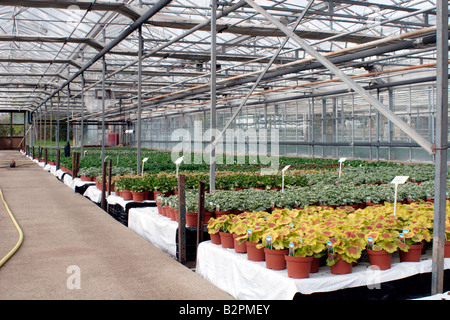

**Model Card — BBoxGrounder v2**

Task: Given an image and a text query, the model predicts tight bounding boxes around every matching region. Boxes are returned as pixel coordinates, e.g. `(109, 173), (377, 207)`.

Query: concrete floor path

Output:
(0, 150), (233, 300)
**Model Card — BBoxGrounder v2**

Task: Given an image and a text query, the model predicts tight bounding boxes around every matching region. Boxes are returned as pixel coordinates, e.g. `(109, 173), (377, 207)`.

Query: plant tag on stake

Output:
(391, 176), (409, 215)
(281, 165), (290, 192)
(399, 233), (405, 243)
(327, 241), (334, 254)
(175, 156), (183, 177)
(141, 157), (148, 176)
(289, 242), (295, 257)
(367, 237), (374, 250)
(247, 229), (252, 240)
(266, 236), (273, 249)
(338, 158), (346, 178)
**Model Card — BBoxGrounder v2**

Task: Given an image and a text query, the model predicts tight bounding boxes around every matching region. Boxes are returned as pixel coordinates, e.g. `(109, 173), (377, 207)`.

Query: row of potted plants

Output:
(94, 170), (311, 199)
(206, 201), (450, 278)
(157, 180), (445, 217)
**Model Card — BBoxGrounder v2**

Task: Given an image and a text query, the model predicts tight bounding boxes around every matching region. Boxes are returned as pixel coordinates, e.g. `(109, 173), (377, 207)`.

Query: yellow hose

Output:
(0, 188), (24, 267)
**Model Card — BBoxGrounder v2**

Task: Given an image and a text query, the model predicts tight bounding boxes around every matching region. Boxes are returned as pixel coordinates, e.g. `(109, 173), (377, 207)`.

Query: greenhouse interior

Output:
(0, 0), (449, 304)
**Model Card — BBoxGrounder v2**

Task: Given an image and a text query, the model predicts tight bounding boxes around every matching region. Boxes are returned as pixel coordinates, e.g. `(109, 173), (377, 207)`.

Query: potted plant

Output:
(363, 207), (409, 270)
(229, 214), (253, 253)
(207, 216), (222, 245)
(207, 214), (236, 248)
(131, 176), (148, 202)
(396, 204), (433, 262)
(234, 211), (268, 261)
(285, 227), (326, 279)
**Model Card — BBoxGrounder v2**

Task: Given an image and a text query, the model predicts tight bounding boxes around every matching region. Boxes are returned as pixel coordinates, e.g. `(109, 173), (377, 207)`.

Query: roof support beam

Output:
(30, 0), (173, 119)
(243, 0), (434, 155)
(0, 1), (145, 21)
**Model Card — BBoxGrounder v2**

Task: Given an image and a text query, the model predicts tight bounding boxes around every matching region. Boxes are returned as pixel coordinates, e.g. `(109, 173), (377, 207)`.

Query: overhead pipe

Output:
(28, 0), (173, 124)
(138, 61), (442, 117)
(132, 29), (445, 112)
(91, 30), (443, 122)
(142, 74), (450, 120)
(104, 30), (446, 120)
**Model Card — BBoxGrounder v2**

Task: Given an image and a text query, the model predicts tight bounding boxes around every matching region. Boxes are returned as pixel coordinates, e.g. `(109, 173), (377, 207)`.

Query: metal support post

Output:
(196, 180), (206, 251)
(101, 56), (106, 163)
(80, 74), (85, 157)
(137, 26), (143, 174)
(57, 92), (60, 150)
(67, 84), (70, 142)
(178, 174), (187, 264)
(431, 0), (448, 295)
(210, 0), (217, 192)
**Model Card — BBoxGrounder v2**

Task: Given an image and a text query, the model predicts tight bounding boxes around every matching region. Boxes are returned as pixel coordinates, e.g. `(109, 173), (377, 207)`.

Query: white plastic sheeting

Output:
(128, 206), (177, 258)
(196, 241), (450, 300)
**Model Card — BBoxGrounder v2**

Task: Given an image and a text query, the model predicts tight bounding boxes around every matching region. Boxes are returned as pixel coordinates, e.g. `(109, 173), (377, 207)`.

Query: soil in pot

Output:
(264, 248), (289, 270)
(233, 233), (247, 253)
(219, 232), (234, 249)
(246, 241), (265, 261)
(399, 243), (424, 262)
(285, 255), (313, 279)
(367, 249), (392, 270)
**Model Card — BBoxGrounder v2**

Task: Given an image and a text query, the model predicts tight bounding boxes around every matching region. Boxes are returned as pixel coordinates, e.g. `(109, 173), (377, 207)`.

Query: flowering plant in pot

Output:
(363, 209), (409, 270)
(233, 211), (269, 261)
(207, 214), (236, 248)
(284, 226), (327, 278)
(395, 204), (433, 261)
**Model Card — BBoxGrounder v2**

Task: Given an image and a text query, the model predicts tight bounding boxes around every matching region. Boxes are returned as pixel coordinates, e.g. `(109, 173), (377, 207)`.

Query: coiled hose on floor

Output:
(0, 188), (24, 267)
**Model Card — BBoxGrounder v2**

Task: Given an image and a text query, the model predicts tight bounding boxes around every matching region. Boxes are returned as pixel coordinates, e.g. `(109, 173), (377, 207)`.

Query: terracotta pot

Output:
(399, 243), (424, 262)
(209, 233), (221, 245)
(219, 232), (234, 249)
(115, 190), (121, 197)
(185, 211), (214, 227)
(246, 241), (265, 261)
(233, 233), (247, 253)
(162, 205), (169, 217)
(285, 255), (314, 279)
(446, 241), (450, 258)
(367, 249), (392, 270)
(131, 191), (145, 202)
(214, 210), (232, 218)
(143, 191), (152, 200)
(169, 207), (177, 221)
(329, 254), (353, 275)
(121, 190), (132, 201)
(186, 212), (197, 227)
(264, 248), (289, 270)
(310, 257), (321, 273)
(80, 175), (94, 182)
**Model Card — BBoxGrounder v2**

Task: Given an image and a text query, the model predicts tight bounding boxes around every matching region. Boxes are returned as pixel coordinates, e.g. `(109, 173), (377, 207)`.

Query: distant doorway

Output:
(0, 111), (26, 150)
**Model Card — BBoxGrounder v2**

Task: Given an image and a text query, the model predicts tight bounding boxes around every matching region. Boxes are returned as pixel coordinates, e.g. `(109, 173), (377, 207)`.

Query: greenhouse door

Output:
(0, 112), (26, 150)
